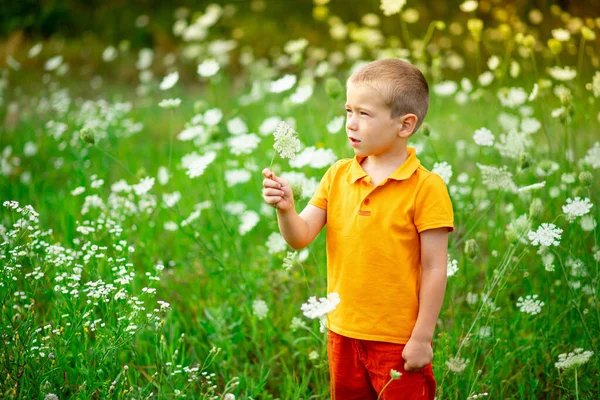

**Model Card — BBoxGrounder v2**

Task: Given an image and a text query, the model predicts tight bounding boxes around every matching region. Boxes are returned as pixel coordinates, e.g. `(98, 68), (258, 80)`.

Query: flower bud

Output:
(529, 198), (544, 219)
(390, 369), (402, 380)
(504, 227), (518, 243)
(79, 127), (96, 145)
(464, 239), (479, 259)
(519, 152), (532, 170)
(420, 122), (431, 136)
(578, 171), (593, 186)
(325, 77), (344, 100)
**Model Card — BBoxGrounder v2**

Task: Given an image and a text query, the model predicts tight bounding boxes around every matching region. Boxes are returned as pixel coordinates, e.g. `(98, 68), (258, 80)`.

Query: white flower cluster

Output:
(446, 357), (469, 374)
(528, 223), (563, 248)
(301, 292), (341, 320)
(252, 299), (269, 320)
(554, 348), (594, 370)
(516, 294), (544, 315)
(273, 121), (301, 160)
(562, 197), (593, 222)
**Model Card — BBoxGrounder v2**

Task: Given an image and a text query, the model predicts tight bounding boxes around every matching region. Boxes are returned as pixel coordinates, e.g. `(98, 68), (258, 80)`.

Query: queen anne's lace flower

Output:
(273, 121), (301, 160)
(473, 127), (494, 147)
(555, 348), (594, 370)
(562, 197), (593, 222)
(516, 294), (544, 315)
(301, 292), (341, 319)
(380, 0), (407, 16)
(446, 357), (469, 374)
(528, 223), (563, 247)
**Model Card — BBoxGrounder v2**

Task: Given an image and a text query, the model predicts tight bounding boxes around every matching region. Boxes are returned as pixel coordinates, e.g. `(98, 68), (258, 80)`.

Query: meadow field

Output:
(1, 1), (599, 398)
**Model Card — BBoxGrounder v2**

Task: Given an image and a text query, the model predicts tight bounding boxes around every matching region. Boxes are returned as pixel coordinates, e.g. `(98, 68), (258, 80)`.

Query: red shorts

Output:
(328, 330), (436, 400)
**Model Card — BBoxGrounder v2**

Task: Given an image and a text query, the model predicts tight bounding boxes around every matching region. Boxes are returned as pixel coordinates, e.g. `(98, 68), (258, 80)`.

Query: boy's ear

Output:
(397, 113), (418, 138)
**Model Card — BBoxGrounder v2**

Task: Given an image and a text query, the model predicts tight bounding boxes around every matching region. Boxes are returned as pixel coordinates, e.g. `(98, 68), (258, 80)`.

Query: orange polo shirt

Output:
(308, 146), (454, 344)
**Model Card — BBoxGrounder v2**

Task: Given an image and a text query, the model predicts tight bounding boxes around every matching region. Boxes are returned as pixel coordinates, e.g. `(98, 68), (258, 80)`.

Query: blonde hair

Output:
(348, 59), (429, 133)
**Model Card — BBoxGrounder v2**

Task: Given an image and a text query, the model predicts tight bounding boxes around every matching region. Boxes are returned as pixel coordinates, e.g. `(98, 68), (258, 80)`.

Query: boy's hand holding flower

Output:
(262, 168), (294, 213)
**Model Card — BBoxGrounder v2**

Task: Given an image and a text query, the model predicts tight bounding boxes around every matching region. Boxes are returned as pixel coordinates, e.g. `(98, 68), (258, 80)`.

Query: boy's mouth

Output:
(349, 137), (361, 143)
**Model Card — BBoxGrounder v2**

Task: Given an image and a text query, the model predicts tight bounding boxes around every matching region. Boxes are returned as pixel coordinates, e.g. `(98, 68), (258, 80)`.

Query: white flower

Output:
(225, 169), (252, 187)
(432, 81), (458, 97)
(460, 1), (478, 12)
(133, 177), (155, 195)
(157, 166), (170, 185)
(227, 117), (248, 135)
(446, 357), (469, 374)
(478, 71), (494, 86)
(159, 98), (181, 109)
(517, 181), (546, 192)
(516, 294), (544, 315)
(447, 257), (458, 277)
(204, 108), (223, 126)
(476, 163), (517, 192)
(580, 215), (596, 232)
(549, 66), (577, 81)
(380, 0), (406, 16)
(289, 146), (337, 169)
(283, 251), (298, 271)
(102, 46), (117, 62)
(71, 186), (85, 196)
(284, 38), (309, 54)
(520, 117), (541, 134)
(197, 59), (220, 77)
(487, 55), (500, 70)
(290, 85), (313, 104)
(528, 83), (539, 101)
(159, 71), (179, 90)
(473, 127), (494, 147)
(228, 133), (261, 156)
(432, 161), (453, 184)
(562, 197), (593, 222)
(583, 142), (600, 169)
(181, 151), (217, 178)
(273, 121), (301, 160)
(495, 129), (533, 159)
(528, 223), (563, 247)
(259, 117), (281, 136)
(266, 232), (288, 254)
(497, 87), (527, 108)
(177, 125), (206, 141)
(44, 55), (63, 71)
(252, 299), (269, 320)
(327, 116), (345, 134)
(270, 74), (297, 93)
(28, 42), (43, 58)
(555, 348), (594, 370)
(551, 28), (571, 42)
(239, 210), (260, 236)
(23, 142), (38, 157)
(280, 171), (319, 199)
(301, 292), (341, 319)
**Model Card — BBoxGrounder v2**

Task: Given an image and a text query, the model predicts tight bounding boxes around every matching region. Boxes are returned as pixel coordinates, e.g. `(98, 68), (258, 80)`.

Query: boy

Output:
(262, 59), (454, 400)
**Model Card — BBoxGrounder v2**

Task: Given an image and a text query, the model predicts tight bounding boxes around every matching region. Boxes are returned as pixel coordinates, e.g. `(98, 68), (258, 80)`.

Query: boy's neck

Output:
(362, 142), (410, 175)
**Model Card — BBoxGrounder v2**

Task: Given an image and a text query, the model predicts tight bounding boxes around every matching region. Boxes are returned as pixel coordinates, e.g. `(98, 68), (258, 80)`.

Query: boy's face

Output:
(345, 82), (411, 158)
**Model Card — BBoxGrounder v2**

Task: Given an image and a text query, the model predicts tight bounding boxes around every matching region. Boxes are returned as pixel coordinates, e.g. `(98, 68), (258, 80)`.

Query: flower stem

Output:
(575, 367), (579, 400)
(377, 378), (394, 400)
(268, 151), (277, 171)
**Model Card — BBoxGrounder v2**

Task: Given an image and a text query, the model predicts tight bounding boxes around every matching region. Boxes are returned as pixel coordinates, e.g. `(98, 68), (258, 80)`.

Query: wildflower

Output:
(432, 81), (458, 97)
(476, 163), (517, 192)
(473, 127), (494, 147)
(238, 210), (259, 236)
(447, 257), (458, 277)
(252, 299), (269, 320)
(289, 146), (337, 169)
(227, 133), (261, 156)
(467, 18), (484, 39)
(517, 181), (546, 192)
(133, 177), (154, 195)
(497, 87), (527, 108)
(580, 215), (597, 232)
(528, 223), (562, 247)
(227, 117), (248, 135)
(464, 239), (479, 259)
(562, 197), (593, 222)
(225, 169), (252, 187)
(528, 83), (539, 101)
(555, 348), (594, 370)
(159, 98), (181, 109)
(380, 0), (406, 16)
(581, 26), (596, 41)
(478, 71), (494, 86)
(197, 59), (220, 77)
(579, 171), (593, 186)
(390, 369), (402, 379)
(266, 232), (288, 254)
(583, 142), (600, 169)
(79, 127), (96, 145)
(44, 55), (63, 71)
(290, 317), (307, 331)
(159, 71), (179, 90)
(283, 251), (298, 271)
(460, 0), (478, 12)
(549, 66), (577, 81)
(432, 161), (453, 184)
(181, 151), (217, 178)
(270, 74), (297, 93)
(273, 121), (301, 160)
(327, 116), (345, 133)
(446, 357), (469, 374)
(516, 294), (544, 315)
(224, 394), (236, 400)
(44, 394), (59, 400)
(551, 28), (570, 41)
(290, 85), (313, 104)
(204, 108), (223, 126)
(487, 55), (500, 70)
(71, 187), (85, 196)
(301, 292), (341, 319)
(284, 38), (309, 54)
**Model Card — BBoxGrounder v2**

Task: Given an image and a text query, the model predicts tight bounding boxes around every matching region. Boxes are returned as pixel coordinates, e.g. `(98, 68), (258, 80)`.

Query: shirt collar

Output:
(347, 147), (421, 184)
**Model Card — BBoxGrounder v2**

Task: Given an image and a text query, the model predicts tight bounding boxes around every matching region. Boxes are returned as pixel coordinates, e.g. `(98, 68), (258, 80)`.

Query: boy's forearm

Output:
(410, 265), (447, 342)
(276, 208), (310, 249)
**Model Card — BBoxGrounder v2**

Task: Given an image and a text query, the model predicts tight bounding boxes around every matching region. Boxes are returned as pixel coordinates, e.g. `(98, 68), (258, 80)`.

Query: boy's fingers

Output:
(263, 188), (284, 196)
(262, 178), (281, 189)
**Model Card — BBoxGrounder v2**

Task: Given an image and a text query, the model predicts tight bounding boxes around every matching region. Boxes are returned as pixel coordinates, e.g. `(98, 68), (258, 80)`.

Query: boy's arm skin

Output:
(262, 168), (326, 249)
(402, 227), (449, 371)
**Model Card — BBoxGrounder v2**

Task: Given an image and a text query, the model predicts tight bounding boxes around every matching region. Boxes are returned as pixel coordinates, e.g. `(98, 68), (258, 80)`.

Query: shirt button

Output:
(364, 198), (370, 205)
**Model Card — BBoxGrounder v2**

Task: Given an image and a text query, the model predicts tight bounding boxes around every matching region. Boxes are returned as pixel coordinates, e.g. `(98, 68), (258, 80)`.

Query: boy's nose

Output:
(346, 116), (358, 131)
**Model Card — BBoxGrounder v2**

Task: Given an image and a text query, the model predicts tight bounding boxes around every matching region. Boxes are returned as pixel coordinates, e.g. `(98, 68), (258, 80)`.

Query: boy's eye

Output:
(360, 111), (368, 116)
(346, 109), (352, 113)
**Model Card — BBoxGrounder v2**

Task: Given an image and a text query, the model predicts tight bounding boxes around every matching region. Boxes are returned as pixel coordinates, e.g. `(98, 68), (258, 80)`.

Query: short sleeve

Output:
(308, 162), (339, 210)
(414, 173), (455, 233)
